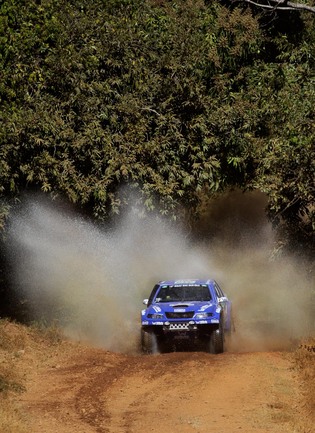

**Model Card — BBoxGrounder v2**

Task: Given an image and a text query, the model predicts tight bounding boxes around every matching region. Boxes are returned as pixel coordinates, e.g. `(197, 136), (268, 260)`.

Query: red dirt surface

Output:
(16, 344), (312, 433)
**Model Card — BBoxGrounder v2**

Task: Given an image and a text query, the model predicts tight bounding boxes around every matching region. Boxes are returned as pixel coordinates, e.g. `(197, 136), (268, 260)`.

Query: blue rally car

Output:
(141, 279), (232, 354)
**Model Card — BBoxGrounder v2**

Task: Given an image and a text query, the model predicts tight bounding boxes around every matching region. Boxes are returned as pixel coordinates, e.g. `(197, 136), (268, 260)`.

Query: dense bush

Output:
(0, 0), (314, 250)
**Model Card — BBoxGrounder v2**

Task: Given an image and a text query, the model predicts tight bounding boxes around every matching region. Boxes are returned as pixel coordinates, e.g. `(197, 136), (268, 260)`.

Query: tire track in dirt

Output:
(75, 351), (305, 433)
(20, 348), (309, 433)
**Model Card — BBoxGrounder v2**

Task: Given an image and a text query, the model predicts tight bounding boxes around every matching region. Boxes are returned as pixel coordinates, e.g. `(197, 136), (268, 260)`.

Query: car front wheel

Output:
(208, 325), (224, 354)
(141, 329), (160, 354)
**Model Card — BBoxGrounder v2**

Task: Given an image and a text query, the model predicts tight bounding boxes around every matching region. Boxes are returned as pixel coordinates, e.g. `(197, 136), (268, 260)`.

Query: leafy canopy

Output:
(0, 0), (314, 249)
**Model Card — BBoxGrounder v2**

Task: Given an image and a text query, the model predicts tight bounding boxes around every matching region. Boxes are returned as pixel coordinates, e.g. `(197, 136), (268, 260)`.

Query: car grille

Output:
(165, 312), (194, 319)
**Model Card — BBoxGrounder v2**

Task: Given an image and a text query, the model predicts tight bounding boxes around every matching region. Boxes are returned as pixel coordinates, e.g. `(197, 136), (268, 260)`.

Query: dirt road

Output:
(17, 343), (312, 433)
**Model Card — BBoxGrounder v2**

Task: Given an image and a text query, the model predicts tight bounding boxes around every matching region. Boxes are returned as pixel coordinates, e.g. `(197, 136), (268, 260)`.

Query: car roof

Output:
(158, 279), (215, 285)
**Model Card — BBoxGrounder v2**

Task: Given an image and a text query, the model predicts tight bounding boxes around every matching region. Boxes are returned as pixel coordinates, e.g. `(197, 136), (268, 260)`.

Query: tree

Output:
(0, 0), (263, 220)
(0, 0), (314, 252)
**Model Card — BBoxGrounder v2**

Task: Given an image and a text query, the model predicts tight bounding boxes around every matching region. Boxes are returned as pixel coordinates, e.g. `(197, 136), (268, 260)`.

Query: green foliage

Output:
(0, 0), (262, 215)
(0, 0), (314, 249)
(248, 22), (315, 250)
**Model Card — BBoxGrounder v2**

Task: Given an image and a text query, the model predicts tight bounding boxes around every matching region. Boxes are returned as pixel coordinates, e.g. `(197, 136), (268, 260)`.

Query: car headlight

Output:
(148, 313), (164, 319)
(194, 312), (213, 319)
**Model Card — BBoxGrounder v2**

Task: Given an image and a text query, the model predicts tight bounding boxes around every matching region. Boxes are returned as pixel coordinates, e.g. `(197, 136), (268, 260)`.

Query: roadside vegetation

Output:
(0, 319), (64, 433)
(0, 319), (31, 433)
(0, 0), (314, 252)
(293, 339), (315, 421)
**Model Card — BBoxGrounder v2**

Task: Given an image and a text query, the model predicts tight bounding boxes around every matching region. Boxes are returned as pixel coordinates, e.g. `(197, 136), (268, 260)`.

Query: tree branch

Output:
(234, 0), (315, 13)
(140, 107), (162, 117)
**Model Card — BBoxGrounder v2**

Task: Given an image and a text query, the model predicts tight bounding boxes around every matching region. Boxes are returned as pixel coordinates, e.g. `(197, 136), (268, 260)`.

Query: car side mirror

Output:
(143, 299), (149, 305)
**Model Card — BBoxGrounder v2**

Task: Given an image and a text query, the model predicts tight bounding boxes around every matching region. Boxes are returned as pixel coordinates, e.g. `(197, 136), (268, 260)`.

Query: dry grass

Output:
(0, 399), (29, 433)
(0, 319), (29, 433)
(0, 318), (64, 433)
(29, 320), (63, 346)
(0, 319), (27, 394)
(293, 338), (315, 421)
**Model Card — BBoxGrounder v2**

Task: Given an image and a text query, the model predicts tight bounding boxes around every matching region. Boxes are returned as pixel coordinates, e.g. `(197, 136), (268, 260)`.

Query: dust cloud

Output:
(6, 192), (314, 353)
(197, 191), (314, 351)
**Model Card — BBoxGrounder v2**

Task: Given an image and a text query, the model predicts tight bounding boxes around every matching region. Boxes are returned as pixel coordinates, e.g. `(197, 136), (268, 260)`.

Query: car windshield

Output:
(155, 285), (211, 302)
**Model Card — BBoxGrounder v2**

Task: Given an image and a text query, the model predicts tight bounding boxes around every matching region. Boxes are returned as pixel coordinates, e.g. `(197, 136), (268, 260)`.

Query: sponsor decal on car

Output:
(174, 279), (197, 284)
(199, 304), (212, 311)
